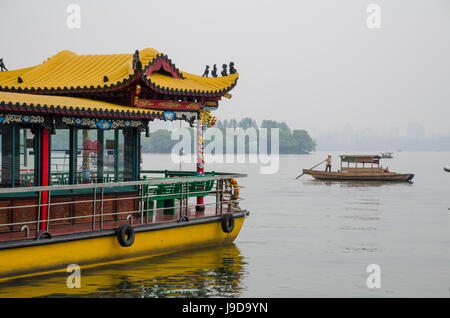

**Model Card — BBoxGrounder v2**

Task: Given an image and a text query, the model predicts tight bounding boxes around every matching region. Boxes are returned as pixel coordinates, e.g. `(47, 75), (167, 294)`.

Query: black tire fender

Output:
(117, 224), (135, 247)
(221, 214), (235, 233)
(178, 216), (189, 223)
(36, 231), (52, 240)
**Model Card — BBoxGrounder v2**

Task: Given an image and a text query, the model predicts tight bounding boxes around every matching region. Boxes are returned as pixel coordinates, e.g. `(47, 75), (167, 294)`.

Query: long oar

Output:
(296, 159), (327, 179)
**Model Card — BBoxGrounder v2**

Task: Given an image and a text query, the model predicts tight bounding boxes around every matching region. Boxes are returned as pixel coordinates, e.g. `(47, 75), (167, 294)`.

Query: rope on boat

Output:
(223, 178), (240, 209)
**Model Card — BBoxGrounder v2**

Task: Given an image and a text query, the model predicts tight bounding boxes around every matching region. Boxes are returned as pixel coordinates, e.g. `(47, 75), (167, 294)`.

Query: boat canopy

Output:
(339, 155), (381, 164)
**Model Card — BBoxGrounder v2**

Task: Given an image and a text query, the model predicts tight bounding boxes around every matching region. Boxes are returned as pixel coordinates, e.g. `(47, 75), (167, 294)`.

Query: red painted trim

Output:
(0, 104), (160, 120)
(145, 59), (182, 79)
(136, 98), (204, 111)
(40, 128), (50, 231)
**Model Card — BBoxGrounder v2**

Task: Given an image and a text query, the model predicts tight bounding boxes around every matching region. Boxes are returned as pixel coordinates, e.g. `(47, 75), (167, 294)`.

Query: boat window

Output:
(19, 128), (35, 187)
(91, 129), (135, 183)
(0, 126), (36, 187)
(97, 130), (115, 183)
(46, 127), (139, 187)
(0, 126), (20, 187)
(120, 129), (135, 182)
(2, 126), (19, 187)
(0, 125), (139, 188)
(76, 129), (98, 184)
(50, 129), (70, 185)
(117, 130), (124, 181)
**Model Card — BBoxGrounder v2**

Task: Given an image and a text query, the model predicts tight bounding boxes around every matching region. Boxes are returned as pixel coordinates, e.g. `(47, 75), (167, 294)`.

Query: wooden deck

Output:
(0, 203), (236, 244)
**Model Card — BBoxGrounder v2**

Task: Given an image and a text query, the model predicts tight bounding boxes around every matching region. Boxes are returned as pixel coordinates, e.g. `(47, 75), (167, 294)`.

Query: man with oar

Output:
(295, 155), (331, 179)
(325, 154), (332, 172)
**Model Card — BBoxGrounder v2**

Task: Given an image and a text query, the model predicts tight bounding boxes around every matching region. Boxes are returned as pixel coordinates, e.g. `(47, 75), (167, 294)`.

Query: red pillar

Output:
(40, 128), (50, 231)
(196, 106), (205, 212)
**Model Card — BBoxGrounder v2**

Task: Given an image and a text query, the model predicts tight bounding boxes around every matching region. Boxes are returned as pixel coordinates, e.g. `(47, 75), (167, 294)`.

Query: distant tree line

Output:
(141, 117), (316, 154)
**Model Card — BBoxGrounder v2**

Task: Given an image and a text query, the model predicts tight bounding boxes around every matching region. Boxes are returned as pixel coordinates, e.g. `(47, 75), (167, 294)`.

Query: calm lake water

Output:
(1, 151), (450, 297)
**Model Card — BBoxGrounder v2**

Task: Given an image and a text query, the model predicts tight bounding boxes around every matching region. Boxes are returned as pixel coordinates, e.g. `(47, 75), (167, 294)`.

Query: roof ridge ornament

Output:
(0, 58), (7, 72)
(221, 64), (228, 76)
(202, 65), (209, 77)
(133, 50), (142, 71)
(211, 64), (217, 78)
(229, 61), (237, 74)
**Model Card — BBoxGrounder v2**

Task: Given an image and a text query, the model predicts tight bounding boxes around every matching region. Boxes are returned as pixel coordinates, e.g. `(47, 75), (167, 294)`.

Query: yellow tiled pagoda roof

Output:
(0, 48), (238, 97)
(0, 91), (163, 119)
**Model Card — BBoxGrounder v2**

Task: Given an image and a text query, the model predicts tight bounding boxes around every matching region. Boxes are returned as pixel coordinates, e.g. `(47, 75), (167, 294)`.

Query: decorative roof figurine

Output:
(132, 50), (142, 70)
(229, 62), (236, 74)
(0, 58), (7, 72)
(199, 110), (217, 128)
(211, 64), (218, 78)
(202, 65), (209, 77)
(221, 64), (228, 76)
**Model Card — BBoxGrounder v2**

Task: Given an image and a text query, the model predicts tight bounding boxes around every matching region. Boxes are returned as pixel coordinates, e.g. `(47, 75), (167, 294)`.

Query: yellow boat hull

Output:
(0, 213), (247, 280)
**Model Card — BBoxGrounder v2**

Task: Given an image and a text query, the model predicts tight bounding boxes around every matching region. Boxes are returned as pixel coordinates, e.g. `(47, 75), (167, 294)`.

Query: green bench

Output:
(141, 172), (216, 215)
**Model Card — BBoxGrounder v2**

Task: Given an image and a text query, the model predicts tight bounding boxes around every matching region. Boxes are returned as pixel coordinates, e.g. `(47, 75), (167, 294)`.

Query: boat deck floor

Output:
(0, 204), (237, 244)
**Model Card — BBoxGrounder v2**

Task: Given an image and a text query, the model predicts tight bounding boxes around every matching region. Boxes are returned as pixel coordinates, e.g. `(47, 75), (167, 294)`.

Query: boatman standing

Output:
(325, 154), (332, 172)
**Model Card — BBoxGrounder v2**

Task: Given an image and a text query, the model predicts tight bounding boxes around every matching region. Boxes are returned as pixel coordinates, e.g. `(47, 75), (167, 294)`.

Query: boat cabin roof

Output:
(0, 48), (238, 98)
(339, 155), (381, 164)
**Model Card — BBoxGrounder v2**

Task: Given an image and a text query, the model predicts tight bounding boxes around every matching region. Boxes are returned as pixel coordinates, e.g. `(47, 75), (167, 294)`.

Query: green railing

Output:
(17, 169), (228, 210)
(140, 170), (217, 214)
(16, 169), (222, 187)
(12, 170), (219, 206)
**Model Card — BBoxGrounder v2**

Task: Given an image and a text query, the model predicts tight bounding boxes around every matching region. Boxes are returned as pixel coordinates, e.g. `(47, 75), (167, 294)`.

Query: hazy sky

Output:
(1, 0), (450, 135)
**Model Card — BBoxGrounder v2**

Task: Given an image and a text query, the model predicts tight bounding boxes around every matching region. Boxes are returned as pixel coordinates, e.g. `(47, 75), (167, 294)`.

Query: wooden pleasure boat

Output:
(0, 48), (248, 279)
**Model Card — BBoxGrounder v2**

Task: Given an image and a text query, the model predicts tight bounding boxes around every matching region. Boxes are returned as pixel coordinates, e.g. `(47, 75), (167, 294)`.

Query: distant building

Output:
(407, 123), (425, 140)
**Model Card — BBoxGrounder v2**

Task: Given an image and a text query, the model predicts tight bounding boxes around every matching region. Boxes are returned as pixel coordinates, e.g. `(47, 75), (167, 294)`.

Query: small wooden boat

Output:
(303, 155), (414, 182)
(380, 152), (394, 159)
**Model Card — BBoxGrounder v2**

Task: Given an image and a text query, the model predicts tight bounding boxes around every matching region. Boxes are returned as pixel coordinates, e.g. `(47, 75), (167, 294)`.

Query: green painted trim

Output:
(11, 125), (15, 188)
(47, 128), (51, 186)
(341, 158), (357, 163)
(114, 129), (119, 182)
(0, 191), (38, 199)
(69, 127), (77, 185)
(39, 187), (137, 197)
(34, 126), (41, 186)
(134, 128), (140, 181)
(97, 130), (104, 183)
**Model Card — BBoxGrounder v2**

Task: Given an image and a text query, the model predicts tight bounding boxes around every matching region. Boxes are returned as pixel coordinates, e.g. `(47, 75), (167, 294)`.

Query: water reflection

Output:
(0, 244), (248, 298)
